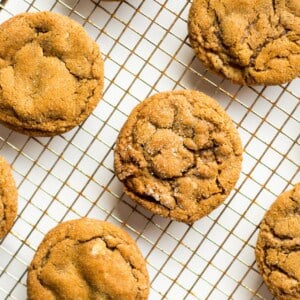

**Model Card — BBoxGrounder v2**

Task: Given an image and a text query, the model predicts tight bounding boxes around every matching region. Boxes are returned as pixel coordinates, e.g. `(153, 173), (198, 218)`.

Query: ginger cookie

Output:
(0, 155), (17, 239)
(114, 90), (242, 223)
(255, 183), (300, 300)
(188, 0), (300, 85)
(27, 218), (149, 300)
(0, 11), (104, 136)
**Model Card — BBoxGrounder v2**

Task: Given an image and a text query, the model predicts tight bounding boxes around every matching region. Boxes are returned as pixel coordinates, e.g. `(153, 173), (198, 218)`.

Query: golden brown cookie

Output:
(27, 218), (149, 300)
(114, 90), (242, 223)
(255, 183), (300, 300)
(188, 0), (300, 85)
(0, 155), (18, 239)
(0, 11), (104, 136)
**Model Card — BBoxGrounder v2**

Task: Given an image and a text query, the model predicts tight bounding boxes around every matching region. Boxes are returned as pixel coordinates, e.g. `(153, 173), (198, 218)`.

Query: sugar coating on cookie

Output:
(0, 156), (18, 239)
(256, 183), (300, 300)
(27, 218), (149, 300)
(188, 0), (300, 85)
(0, 12), (104, 136)
(114, 90), (242, 223)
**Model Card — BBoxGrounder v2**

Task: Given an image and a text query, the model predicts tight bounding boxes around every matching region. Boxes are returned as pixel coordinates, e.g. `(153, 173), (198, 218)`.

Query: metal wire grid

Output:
(0, 0), (299, 299)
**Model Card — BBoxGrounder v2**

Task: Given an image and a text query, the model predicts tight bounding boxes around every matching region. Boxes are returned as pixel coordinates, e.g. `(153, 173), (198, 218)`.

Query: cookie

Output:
(188, 0), (300, 85)
(0, 155), (18, 239)
(114, 90), (242, 223)
(27, 218), (149, 300)
(0, 11), (104, 136)
(255, 183), (300, 300)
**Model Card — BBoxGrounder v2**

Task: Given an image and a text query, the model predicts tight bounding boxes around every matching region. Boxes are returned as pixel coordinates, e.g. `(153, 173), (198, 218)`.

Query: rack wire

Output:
(0, 0), (299, 299)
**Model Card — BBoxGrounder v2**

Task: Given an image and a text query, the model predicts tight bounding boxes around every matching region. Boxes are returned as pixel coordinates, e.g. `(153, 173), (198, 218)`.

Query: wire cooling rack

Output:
(0, 0), (299, 299)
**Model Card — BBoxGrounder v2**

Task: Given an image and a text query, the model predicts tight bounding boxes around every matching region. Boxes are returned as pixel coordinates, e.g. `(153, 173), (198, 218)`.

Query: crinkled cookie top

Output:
(0, 11), (104, 136)
(256, 183), (300, 300)
(188, 0), (300, 85)
(115, 90), (242, 223)
(28, 219), (149, 300)
(0, 156), (17, 239)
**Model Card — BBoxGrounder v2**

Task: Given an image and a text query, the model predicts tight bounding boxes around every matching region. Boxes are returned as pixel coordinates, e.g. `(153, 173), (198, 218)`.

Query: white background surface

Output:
(0, 0), (299, 299)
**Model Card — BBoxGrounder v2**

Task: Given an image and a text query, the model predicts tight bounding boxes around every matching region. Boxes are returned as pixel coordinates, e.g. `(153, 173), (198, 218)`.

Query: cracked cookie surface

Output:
(188, 0), (300, 85)
(256, 183), (300, 300)
(0, 11), (104, 136)
(0, 155), (17, 239)
(114, 90), (242, 223)
(27, 218), (149, 300)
